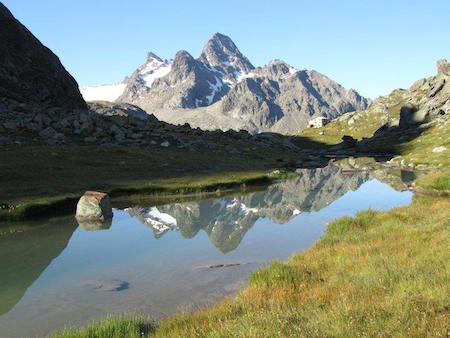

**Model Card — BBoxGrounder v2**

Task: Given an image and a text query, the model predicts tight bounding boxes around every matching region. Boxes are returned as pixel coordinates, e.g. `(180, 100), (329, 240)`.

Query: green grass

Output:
(299, 90), (408, 146)
(415, 170), (450, 196)
(56, 316), (156, 338)
(430, 176), (450, 191)
(55, 177), (450, 337)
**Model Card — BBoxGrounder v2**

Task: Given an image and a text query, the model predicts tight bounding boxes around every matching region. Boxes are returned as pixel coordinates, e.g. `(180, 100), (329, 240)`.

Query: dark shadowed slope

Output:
(0, 4), (86, 114)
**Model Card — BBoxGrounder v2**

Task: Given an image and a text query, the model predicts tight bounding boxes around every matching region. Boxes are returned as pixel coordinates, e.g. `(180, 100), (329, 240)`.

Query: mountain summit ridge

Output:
(81, 32), (369, 133)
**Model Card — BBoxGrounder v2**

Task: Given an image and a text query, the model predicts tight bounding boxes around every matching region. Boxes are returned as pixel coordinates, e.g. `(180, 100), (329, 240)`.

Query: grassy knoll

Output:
(299, 90), (408, 145)
(55, 173), (450, 337)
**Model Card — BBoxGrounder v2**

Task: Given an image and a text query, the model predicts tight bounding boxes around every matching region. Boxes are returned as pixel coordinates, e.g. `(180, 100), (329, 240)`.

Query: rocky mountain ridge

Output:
(82, 33), (369, 134)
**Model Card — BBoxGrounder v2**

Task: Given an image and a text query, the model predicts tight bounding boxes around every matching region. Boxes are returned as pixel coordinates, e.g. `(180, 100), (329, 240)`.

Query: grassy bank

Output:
(55, 174), (450, 337)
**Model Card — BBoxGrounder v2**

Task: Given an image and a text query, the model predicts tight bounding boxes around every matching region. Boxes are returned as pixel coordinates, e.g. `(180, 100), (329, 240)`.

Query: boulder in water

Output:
(75, 191), (113, 222)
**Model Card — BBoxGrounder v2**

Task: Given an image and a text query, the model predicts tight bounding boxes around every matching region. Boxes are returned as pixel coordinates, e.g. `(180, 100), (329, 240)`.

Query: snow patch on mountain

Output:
(235, 70), (255, 83)
(239, 203), (259, 216)
(143, 207), (178, 234)
(80, 83), (126, 102)
(206, 76), (223, 104)
(226, 198), (258, 216)
(289, 66), (298, 74)
(195, 98), (203, 108)
(139, 57), (172, 88)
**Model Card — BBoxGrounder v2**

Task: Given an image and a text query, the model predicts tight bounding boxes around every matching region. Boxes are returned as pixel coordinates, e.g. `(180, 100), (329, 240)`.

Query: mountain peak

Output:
(171, 50), (197, 76)
(146, 52), (163, 63)
(174, 50), (195, 64)
(198, 33), (254, 81)
(209, 32), (235, 47)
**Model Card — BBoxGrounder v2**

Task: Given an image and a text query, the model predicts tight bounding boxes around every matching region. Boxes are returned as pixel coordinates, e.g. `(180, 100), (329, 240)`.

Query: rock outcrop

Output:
(397, 59), (449, 129)
(437, 59), (449, 76)
(321, 59), (449, 143)
(0, 4), (86, 115)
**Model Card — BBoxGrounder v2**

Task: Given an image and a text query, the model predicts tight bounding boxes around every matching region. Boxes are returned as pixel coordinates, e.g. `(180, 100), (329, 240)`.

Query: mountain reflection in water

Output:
(126, 165), (371, 253)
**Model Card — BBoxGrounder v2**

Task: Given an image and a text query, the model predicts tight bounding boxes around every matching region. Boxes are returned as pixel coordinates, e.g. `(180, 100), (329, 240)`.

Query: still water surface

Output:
(0, 166), (413, 337)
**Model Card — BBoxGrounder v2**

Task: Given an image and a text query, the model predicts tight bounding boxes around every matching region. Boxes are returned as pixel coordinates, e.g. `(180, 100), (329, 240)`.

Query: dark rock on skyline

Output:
(0, 4), (86, 115)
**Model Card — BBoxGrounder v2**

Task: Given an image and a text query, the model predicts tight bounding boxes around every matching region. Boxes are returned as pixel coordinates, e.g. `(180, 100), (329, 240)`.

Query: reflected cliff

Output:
(0, 216), (77, 315)
(333, 157), (423, 192)
(126, 165), (371, 253)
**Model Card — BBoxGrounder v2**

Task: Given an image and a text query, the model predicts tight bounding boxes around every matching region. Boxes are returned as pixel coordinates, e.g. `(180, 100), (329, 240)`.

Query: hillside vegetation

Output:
(300, 61), (449, 168)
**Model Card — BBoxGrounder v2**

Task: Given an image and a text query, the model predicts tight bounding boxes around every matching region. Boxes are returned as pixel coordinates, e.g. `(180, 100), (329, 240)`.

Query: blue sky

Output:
(3, 0), (449, 98)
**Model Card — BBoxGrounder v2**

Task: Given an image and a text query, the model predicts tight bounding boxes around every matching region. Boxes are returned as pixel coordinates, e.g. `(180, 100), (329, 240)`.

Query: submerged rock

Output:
(75, 191), (113, 222)
(81, 279), (129, 292)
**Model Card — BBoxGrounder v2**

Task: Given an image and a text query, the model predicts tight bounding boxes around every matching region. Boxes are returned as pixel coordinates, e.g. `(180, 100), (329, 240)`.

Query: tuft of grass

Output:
(55, 315), (155, 338)
(415, 170), (450, 196)
(326, 209), (377, 236)
(250, 261), (300, 289)
(430, 176), (450, 191)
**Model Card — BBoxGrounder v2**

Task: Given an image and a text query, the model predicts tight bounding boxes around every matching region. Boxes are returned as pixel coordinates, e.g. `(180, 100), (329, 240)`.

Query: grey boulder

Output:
(75, 191), (113, 222)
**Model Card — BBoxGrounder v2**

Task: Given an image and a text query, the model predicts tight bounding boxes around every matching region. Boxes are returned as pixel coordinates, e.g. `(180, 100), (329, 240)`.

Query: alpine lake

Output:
(0, 164), (417, 337)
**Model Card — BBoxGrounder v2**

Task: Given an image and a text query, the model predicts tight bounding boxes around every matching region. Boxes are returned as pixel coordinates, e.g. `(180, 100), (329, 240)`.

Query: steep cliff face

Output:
(217, 61), (369, 132)
(0, 4), (86, 114)
(118, 50), (229, 110)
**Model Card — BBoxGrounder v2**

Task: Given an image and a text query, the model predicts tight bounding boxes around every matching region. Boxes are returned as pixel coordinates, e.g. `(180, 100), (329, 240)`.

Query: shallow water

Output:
(0, 166), (414, 337)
